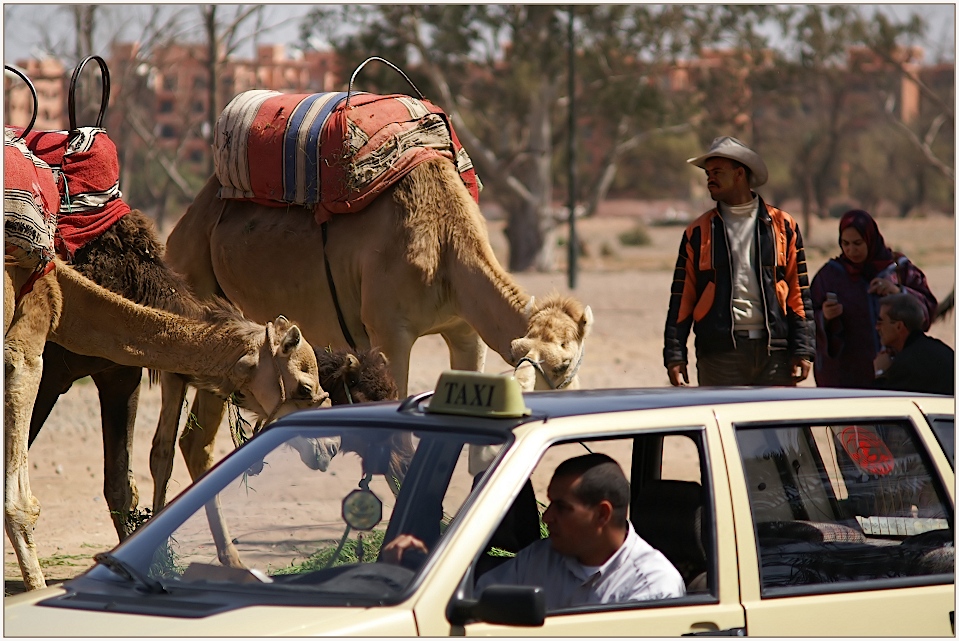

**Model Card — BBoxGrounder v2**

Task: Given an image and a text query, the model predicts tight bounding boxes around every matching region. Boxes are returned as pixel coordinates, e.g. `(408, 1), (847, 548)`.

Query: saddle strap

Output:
(321, 221), (357, 349)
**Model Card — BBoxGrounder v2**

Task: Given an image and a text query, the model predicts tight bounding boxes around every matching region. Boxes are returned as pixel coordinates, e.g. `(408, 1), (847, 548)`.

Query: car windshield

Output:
(94, 424), (506, 604)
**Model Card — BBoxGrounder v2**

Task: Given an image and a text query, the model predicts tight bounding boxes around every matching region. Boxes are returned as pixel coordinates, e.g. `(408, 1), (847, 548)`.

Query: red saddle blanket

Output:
(4, 127), (59, 271)
(14, 126), (132, 258)
(213, 90), (480, 223)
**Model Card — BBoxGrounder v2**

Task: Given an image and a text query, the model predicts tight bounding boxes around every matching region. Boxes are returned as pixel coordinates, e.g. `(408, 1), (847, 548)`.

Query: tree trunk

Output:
(506, 82), (556, 272)
(506, 200), (546, 273)
(72, 5), (99, 128)
(204, 5), (218, 178)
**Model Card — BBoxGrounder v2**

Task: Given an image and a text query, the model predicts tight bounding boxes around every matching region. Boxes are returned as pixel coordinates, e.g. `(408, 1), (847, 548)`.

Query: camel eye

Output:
(296, 383), (313, 399)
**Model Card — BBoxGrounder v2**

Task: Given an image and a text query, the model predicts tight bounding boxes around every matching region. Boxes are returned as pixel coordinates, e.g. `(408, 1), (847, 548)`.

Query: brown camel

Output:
(4, 259), (327, 590)
(27, 211), (213, 540)
(162, 158), (593, 488)
(29, 210), (399, 542)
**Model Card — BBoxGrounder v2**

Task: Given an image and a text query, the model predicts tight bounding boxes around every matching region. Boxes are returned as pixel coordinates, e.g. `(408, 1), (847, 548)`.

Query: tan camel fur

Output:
(160, 157), (592, 499)
(165, 156), (593, 388)
(4, 259), (328, 590)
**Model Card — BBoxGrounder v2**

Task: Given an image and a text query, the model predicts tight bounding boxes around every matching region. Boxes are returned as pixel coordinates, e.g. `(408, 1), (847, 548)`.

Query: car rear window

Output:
(927, 416), (954, 468)
(735, 421), (954, 596)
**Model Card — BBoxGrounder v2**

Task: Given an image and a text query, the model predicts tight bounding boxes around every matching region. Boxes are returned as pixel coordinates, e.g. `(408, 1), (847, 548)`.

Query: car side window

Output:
(927, 416), (954, 468)
(469, 431), (713, 614)
(736, 422), (955, 596)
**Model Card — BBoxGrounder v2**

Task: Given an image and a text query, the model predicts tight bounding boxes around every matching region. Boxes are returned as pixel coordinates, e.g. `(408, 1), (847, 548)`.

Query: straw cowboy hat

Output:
(687, 136), (768, 188)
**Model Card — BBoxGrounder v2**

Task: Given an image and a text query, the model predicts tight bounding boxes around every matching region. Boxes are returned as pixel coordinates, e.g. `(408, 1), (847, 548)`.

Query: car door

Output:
(450, 409), (747, 636)
(718, 397), (955, 637)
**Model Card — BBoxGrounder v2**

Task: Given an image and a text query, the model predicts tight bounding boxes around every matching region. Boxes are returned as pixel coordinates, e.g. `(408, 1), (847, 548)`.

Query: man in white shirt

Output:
(382, 453), (685, 611)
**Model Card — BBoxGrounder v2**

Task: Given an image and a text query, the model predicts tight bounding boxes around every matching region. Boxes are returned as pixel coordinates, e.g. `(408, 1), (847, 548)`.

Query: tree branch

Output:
(124, 109), (196, 199)
(884, 94), (955, 182)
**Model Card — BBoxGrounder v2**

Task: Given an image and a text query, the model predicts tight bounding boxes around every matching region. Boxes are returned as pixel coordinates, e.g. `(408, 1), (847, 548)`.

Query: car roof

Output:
(267, 385), (946, 437)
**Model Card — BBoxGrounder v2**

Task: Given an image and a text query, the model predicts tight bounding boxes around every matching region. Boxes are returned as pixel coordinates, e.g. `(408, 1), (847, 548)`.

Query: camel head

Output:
(233, 315), (330, 424)
(510, 294), (593, 391)
(287, 435), (338, 472)
(319, 347), (398, 406)
(286, 347), (401, 472)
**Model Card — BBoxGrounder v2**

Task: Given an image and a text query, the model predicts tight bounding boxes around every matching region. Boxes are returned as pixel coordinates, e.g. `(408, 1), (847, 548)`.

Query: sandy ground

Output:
(4, 210), (955, 595)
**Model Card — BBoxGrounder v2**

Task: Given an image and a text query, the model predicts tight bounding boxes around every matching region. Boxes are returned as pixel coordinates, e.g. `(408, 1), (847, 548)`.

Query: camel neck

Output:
(49, 262), (256, 388)
(449, 251), (531, 362)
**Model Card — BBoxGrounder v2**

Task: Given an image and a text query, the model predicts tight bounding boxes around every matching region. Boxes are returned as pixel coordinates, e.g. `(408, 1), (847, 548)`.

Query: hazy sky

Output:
(3, 4), (956, 63)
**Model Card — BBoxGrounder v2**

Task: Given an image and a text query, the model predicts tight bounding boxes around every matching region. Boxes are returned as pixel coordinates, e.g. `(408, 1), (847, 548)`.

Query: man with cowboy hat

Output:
(663, 136), (815, 386)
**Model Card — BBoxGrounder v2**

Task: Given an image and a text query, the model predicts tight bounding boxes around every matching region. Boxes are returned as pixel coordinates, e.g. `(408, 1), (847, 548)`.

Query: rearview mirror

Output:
(447, 584), (545, 627)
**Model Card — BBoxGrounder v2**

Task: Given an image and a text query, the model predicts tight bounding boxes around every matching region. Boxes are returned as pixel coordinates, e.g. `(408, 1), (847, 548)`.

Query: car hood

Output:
(4, 587), (419, 636)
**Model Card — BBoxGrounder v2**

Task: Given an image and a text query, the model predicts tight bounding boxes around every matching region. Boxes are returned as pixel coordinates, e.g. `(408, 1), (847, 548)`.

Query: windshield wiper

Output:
(93, 552), (167, 594)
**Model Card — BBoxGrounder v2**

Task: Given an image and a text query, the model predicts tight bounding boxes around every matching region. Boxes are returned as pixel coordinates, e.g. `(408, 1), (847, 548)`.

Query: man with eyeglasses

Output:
(874, 292), (954, 395)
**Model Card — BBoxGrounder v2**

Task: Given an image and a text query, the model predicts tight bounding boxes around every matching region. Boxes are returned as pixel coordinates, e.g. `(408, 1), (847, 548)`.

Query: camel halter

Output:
(513, 340), (585, 390)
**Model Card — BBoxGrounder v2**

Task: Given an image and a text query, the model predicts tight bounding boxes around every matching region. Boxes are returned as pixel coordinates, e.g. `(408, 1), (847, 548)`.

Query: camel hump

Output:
(211, 90), (480, 223)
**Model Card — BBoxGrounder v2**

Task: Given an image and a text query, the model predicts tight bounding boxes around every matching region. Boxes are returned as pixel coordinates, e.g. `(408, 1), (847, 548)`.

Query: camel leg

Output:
(367, 330), (414, 399)
(181, 389), (245, 568)
(92, 365), (142, 540)
(179, 389), (227, 484)
(151, 371), (187, 512)
(441, 318), (488, 373)
(440, 320), (500, 475)
(28, 343), (81, 446)
(5, 340), (46, 590)
(4, 270), (58, 590)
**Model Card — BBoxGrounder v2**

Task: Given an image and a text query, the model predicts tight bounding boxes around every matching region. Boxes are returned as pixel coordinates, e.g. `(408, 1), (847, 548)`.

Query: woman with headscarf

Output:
(810, 209), (938, 388)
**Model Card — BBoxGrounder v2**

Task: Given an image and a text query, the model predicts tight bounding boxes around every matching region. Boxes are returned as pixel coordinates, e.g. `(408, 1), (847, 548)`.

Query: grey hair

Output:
(881, 292), (925, 333)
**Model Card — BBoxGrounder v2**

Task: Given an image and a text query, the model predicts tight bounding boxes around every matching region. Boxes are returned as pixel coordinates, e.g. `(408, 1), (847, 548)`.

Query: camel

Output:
(28, 211), (398, 542)
(162, 158), (593, 481)
(4, 259), (328, 590)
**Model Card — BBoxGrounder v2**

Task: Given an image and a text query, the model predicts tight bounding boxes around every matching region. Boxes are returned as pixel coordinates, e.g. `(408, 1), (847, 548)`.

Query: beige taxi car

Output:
(5, 372), (954, 636)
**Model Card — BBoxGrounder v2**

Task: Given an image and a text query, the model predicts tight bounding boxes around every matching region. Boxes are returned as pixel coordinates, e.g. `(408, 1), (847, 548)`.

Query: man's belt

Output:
(734, 328), (767, 339)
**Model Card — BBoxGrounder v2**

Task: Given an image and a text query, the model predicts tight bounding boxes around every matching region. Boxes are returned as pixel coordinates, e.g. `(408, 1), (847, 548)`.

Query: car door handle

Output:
(683, 627), (746, 636)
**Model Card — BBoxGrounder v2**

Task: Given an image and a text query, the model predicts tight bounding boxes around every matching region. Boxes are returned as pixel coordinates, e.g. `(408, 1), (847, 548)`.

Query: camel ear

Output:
(523, 296), (535, 320)
(378, 351), (390, 367)
(273, 315), (292, 333)
(279, 324), (303, 356)
(346, 352), (360, 372)
(580, 305), (594, 338)
(510, 337), (531, 363)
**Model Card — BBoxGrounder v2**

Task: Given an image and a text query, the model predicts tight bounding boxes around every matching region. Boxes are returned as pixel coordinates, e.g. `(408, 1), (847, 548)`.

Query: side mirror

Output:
(447, 584), (545, 627)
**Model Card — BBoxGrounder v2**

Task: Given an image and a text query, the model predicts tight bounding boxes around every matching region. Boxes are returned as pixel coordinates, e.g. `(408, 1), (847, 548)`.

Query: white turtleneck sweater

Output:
(719, 197), (765, 331)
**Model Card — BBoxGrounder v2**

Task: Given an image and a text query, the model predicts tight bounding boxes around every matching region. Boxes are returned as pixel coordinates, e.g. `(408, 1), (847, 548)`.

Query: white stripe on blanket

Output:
(214, 90), (280, 197)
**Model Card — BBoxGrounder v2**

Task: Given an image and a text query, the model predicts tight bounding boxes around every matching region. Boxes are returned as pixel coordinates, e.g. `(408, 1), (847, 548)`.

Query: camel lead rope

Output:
(513, 341), (584, 390)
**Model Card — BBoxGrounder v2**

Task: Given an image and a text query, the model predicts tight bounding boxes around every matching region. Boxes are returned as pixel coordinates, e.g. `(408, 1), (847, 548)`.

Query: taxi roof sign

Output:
(426, 371), (531, 418)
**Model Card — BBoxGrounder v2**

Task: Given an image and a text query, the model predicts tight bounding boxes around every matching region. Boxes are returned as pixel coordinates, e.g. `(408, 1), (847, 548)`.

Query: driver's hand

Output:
(380, 534), (429, 565)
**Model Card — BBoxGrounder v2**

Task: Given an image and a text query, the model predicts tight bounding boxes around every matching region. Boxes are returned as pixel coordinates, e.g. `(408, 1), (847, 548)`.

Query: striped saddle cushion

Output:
(15, 126), (132, 257)
(213, 90), (480, 220)
(4, 127), (59, 271)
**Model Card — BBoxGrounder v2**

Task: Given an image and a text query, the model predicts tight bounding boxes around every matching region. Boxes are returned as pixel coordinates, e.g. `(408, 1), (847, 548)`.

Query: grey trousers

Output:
(696, 338), (796, 386)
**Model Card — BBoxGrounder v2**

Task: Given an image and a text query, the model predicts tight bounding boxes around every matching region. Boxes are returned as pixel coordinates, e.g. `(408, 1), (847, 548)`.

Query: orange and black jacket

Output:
(663, 197), (815, 366)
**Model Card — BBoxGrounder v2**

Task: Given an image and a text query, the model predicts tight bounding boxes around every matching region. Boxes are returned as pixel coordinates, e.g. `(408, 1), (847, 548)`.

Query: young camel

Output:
(4, 260), (328, 590)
